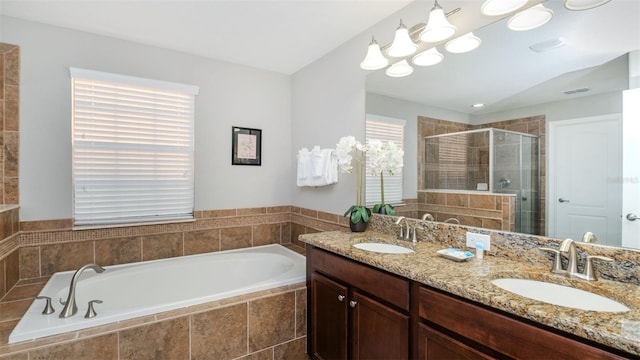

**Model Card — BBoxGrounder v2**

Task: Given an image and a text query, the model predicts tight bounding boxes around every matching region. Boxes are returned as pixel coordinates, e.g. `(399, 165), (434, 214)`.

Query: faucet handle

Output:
(539, 247), (565, 274)
(35, 296), (56, 315)
(581, 255), (613, 281)
(85, 300), (103, 318)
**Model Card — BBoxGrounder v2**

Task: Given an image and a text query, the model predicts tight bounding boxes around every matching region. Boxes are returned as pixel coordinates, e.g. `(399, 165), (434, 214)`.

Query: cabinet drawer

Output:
(309, 246), (410, 311)
(419, 286), (627, 360)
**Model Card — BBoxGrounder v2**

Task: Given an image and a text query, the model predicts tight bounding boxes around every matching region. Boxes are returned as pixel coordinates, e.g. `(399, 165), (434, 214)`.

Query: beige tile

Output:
(4, 48), (19, 86)
(119, 317), (189, 360)
(28, 333), (117, 360)
(1, 282), (42, 302)
(220, 226), (251, 251)
(0, 259), (5, 299)
(237, 207), (266, 216)
(281, 222), (291, 244)
(40, 242), (93, 276)
(248, 292), (295, 352)
(0, 299), (31, 322)
(19, 219), (72, 232)
(4, 87), (18, 133)
(95, 236), (142, 266)
(274, 338), (308, 360)
(446, 193), (469, 208)
(202, 209), (236, 218)
(299, 209), (317, 218)
(253, 223), (280, 247)
(191, 303), (247, 360)
(18, 247), (39, 280)
(0, 350), (28, 360)
(237, 348), (273, 360)
(295, 289), (306, 337)
(4, 178), (18, 205)
(184, 229), (219, 255)
(142, 233), (183, 261)
(469, 194), (497, 210)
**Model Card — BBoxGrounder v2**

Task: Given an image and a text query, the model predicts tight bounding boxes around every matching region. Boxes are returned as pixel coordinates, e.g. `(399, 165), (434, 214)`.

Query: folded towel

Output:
(297, 147), (338, 187)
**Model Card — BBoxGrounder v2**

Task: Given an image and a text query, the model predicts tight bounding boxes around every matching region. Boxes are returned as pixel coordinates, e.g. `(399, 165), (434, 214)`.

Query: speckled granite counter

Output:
(299, 230), (640, 356)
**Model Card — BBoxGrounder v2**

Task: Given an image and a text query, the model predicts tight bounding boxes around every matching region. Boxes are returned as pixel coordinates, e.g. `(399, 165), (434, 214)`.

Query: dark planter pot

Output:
(377, 206), (388, 215)
(350, 219), (368, 232)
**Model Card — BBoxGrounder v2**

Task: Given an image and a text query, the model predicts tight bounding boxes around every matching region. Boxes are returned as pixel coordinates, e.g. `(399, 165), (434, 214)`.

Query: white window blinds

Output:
(70, 67), (199, 228)
(365, 115), (405, 206)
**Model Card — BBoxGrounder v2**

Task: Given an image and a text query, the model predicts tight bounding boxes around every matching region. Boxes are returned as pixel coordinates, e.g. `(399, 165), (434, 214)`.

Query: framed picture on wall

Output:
(232, 126), (262, 166)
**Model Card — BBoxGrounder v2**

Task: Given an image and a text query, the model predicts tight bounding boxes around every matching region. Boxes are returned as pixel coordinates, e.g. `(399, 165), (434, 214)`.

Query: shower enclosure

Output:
(423, 128), (539, 234)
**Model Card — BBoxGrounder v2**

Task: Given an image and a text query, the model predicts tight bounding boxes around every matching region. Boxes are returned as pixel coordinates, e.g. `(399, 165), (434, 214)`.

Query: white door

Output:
(622, 89), (640, 249)
(549, 115), (622, 246)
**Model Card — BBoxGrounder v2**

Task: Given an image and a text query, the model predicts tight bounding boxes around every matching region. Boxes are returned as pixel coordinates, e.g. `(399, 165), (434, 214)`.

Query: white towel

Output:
(297, 147), (338, 187)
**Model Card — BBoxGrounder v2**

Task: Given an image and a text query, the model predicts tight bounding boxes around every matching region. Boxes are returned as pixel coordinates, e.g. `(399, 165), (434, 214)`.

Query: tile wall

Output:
(0, 43), (20, 205)
(417, 115), (546, 235)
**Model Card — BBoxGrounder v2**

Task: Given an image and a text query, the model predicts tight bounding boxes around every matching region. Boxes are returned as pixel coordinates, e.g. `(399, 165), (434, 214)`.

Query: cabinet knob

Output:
(349, 300), (358, 308)
(337, 295), (345, 302)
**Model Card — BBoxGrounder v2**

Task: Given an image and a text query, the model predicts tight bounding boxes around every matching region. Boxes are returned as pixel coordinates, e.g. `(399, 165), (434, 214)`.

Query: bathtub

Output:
(9, 244), (305, 344)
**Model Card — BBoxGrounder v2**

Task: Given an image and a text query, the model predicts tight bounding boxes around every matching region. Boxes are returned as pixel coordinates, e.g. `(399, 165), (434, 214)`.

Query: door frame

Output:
(548, 113), (622, 239)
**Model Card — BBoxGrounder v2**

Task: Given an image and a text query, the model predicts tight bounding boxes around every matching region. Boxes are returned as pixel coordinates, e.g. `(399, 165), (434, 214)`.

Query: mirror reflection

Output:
(365, 0), (640, 249)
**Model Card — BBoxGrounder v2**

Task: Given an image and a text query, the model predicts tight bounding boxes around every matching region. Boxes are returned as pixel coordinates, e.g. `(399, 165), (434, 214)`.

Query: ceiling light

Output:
(360, 37), (390, 70)
(472, 103), (485, 108)
(564, 0), (611, 11)
(481, 0), (528, 16)
(385, 60), (414, 77)
(529, 37), (566, 52)
(420, 0), (457, 43)
(387, 20), (418, 58)
(412, 48), (444, 66)
(507, 4), (554, 31)
(445, 32), (481, 53)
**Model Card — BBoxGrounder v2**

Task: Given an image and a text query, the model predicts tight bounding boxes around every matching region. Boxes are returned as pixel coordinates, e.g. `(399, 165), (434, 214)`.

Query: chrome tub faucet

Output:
(59, 263), (105, 318)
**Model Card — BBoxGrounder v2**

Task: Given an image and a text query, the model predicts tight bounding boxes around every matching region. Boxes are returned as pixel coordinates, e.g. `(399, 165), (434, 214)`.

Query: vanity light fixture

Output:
(445, 32), (482, 53)
(564, 0), (611, 11)
(420, 0), (457, 43)
(412, 47), (444, 66)
(360, 36), (390, 70)
(387, 20), (418, 58)
(481, 0), (528, 16)
(507, 4), (554, 31)
(385, 60), (414, 77)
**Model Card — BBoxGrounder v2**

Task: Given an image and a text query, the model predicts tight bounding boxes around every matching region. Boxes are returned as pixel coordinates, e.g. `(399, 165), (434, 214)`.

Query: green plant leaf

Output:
(384, 204), (396, 216)
(372, 204), (382, 213)
(351, 210), (362, 223)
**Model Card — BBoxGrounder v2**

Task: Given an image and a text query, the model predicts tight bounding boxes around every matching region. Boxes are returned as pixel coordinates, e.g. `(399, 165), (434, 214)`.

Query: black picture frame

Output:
(232, 126), (262, 166)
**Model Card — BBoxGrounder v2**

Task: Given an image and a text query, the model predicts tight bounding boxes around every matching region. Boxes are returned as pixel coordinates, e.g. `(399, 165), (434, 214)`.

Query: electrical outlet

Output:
(466, 232), (491, 251)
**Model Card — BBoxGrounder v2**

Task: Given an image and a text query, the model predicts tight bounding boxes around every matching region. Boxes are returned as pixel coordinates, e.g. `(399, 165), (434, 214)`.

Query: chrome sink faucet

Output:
(394, 216), (406, 239)
(559, 238), (579, 275)
(59, 263), (105, 318)
(421, 213), (434, 221)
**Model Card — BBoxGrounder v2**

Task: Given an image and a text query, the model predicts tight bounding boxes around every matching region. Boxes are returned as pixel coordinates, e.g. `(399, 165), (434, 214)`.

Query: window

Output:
(365, 115), (405, 206)
(70, 68), (199, 228)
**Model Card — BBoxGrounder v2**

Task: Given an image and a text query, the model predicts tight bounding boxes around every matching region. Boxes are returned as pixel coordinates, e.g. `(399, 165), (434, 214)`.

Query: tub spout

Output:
(59, 264), (105, 318)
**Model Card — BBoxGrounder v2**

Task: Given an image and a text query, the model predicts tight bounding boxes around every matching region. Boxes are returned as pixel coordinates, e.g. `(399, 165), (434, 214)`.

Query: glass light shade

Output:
(387, 21), (418, 58)
(507, 4), (554, 31)
(385, 60), (414, 77)
(564, 0), (611, 10)
(412, 48), (444, 66)
(420, 7), (457, 43)
(360, 38), (389, 70)
(445, 32), (481, 53)
(480, 0), (528, 16)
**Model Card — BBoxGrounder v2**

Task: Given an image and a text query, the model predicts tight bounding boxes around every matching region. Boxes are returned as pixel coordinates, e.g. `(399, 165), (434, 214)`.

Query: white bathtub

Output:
(9, 244), (305, 344)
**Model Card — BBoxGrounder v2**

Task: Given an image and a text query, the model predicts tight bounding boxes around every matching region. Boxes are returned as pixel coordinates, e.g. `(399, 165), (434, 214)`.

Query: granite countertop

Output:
(299, 230), (640, 356)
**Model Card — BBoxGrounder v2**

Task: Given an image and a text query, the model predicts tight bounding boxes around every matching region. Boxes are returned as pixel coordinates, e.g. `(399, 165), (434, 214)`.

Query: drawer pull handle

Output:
(349, 301), (358, 308)
(337, 295), (345, 302)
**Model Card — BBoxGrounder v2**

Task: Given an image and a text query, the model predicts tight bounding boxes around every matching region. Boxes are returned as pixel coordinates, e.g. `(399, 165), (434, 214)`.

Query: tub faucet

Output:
(59, 263), (105, 318)
(421, 213), (435, 221)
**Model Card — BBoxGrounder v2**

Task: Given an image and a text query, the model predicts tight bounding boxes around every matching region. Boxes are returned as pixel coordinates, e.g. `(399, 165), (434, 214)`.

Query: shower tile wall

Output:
(418, 115), (545, 235)
(0, 44), (19, 206)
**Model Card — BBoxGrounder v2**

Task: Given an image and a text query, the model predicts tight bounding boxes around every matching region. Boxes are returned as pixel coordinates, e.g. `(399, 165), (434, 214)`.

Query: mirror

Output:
(365, 0), (640, 248)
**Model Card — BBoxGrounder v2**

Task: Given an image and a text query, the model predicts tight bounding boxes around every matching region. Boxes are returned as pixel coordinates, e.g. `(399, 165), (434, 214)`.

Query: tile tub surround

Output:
(299, 222), (640, 357)
(0, 281), (307, 359)
(0, 43), (20, 206)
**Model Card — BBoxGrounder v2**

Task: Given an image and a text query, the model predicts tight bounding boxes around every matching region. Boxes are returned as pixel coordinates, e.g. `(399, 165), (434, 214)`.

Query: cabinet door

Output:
(350, 290), (410, 360)
(418, 324), (496, 360)
(311, 272), (348, 360)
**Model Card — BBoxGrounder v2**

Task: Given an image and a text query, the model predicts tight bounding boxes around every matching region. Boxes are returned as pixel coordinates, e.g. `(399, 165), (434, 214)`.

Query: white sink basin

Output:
(353, 243), (414, 254)
(491, 278), (629, 313)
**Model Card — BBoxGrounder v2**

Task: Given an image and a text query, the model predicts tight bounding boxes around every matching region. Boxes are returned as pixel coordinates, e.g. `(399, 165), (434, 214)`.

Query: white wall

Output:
(3, 16), (292, 221)
(365, 92), (470, 199)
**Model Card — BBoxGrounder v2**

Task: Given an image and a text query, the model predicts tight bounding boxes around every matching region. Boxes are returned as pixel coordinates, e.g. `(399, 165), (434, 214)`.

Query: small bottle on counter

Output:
(475, 241), (484, 260)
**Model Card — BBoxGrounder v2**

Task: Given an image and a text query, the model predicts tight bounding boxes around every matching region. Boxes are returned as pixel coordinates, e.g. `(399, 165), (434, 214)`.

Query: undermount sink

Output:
(491, 278), (629, 313)
(353, 242), (414, 254)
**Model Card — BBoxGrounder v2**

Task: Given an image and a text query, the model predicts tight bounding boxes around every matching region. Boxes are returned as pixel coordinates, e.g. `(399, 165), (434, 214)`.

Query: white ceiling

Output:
(0, 0), (413, 74)
(365, 0), (640, 115)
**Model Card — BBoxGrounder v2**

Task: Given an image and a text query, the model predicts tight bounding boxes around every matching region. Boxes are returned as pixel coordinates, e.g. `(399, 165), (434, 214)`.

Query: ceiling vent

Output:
(563, 87), (590, 95)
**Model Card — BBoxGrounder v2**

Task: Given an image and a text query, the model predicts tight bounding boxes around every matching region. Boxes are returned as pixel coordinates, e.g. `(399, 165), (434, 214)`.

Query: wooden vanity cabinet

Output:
(307, 245), (410, 360)
(418, 286), (630, 360)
